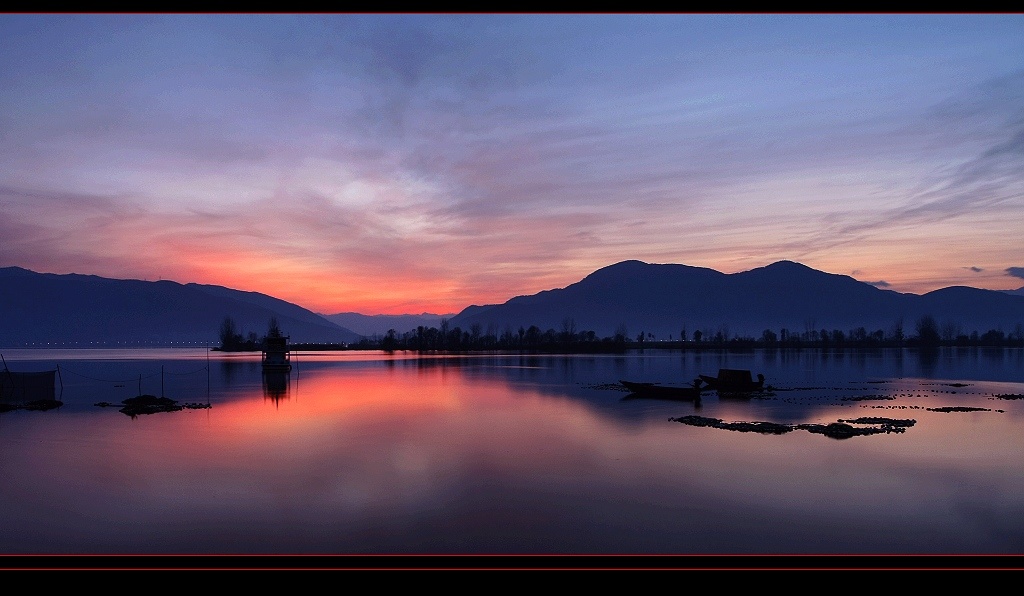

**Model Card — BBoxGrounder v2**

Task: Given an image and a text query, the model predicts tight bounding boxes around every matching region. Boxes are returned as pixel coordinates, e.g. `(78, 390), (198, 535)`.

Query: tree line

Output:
(349, 315), (1024, 352)
(216, 316), (283, 351)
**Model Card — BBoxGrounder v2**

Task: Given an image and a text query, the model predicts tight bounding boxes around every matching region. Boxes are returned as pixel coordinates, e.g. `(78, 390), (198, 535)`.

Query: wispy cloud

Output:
(752, 71), (1024, 281)
(2, 15), (1024, 310)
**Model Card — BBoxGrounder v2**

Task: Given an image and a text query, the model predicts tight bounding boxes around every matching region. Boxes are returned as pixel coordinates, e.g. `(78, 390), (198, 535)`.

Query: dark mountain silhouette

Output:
(5, 261), (1022, 347)
(0, 267), (360, 346)
(322, 312), (456, 337)
(1003, 287), (1024, 297)
(448, 260), (1024, 339)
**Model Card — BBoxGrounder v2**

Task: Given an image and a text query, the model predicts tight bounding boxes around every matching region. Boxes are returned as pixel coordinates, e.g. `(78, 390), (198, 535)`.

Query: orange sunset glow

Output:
(2, 14), (1023, 316)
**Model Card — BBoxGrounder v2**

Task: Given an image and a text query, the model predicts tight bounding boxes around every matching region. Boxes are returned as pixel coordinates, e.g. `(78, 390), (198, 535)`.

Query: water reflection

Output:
(262, 371), (291, 404)
(221, 357), (259, 384)
(919, 346), (940, 378)
(1, 348), (1023, 554)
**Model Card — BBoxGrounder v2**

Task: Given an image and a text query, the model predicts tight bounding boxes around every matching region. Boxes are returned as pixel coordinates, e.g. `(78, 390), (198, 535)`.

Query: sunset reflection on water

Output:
(1, 348), (1023, 554)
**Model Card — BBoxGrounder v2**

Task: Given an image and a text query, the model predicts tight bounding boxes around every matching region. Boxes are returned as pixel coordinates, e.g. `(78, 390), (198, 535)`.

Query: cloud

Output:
(0, 180), (623, 313)
(1006, 267), (1024, 280)
(757, 70), (1024, 264)
(866, 280), (891, 288)
(964, 266), (984, 273)
(5, 16), (1024, 307)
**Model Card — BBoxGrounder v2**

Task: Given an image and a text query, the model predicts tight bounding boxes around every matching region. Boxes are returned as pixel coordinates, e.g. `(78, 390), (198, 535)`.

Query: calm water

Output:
(1, 347), (1023, 554)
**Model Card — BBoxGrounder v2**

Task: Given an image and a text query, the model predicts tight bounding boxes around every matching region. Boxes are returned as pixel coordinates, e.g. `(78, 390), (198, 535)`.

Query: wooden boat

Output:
(620, 379), (702, 401)
(698, 369), (764, 392)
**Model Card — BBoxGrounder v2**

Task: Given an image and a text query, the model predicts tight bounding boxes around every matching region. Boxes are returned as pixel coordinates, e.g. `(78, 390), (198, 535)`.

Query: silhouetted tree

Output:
(891, 317), (905, 343)
(981, 329), (1005, 344)
(525, 325), (541, 348)
(439, 318), (450, 350)
(219, 317), (242, 350)
(382, 328), (398, 352)
(560, 318), (577, 345)
(267, 317), (283, 339)
(500, 326), (515, 348)
(915, 315), (940, 346)
(941, 321), (959, 342)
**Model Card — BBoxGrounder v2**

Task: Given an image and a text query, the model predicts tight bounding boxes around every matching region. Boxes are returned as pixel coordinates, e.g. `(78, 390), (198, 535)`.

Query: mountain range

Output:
(2, 261), (1023, 347)
(0, 267), (360, 346)
(447, 260), (1024, 339)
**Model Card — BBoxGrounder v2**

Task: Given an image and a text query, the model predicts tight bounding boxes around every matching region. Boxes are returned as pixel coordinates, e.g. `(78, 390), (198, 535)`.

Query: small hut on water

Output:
(262, 335), (292, 372)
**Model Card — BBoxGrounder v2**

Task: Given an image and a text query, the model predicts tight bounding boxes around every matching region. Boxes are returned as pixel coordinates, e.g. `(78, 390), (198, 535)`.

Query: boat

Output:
(620, 379), (702, 401)
(698, 369), (764, 392)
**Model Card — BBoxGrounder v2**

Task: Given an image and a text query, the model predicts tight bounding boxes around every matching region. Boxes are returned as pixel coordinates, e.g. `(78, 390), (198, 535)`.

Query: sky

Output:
(2, 14), (1023, 315)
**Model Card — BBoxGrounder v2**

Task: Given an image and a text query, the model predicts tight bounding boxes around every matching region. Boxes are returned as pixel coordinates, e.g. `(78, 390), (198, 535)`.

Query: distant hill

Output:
(322, 312), (456, 337)
(5, 262), (1022, 348)
(448, 260), (1024, 339)
(0, 267), (361, 346)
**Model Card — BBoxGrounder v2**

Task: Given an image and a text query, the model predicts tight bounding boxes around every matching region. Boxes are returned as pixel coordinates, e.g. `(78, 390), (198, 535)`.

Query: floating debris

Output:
(0, 399), (63, 413)
(95, 395), (211, 418)
(864, 405), (924, 410)
(840, 395), (895, 402)
(669, 415), (908, 439)
(119, 395), (182, 417)
(839, 417), (916, 427)
(587, 383), (631, 391)
(795, 422), (904, 439)
(715, 420), (792, 434)
(670, 415), (791, 434)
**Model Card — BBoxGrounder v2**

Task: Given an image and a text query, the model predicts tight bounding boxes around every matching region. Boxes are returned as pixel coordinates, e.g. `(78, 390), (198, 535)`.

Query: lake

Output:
(1, 347), (1023, 557)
